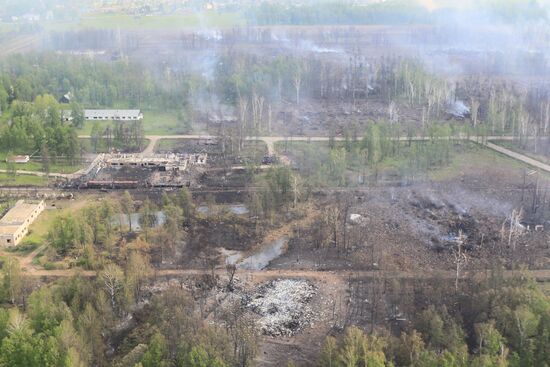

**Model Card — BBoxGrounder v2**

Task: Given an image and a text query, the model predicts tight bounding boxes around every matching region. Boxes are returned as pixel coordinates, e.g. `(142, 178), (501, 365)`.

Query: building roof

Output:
(84, 109), (142, 119)
(0, 225), (22, 236)
(62, 109), (143, 120)
(6, 155), (30, 163)
(0, 201), (42, 226)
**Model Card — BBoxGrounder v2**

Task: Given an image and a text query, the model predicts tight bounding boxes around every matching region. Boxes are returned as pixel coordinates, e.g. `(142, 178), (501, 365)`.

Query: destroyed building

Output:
(75, 153), (207, 189)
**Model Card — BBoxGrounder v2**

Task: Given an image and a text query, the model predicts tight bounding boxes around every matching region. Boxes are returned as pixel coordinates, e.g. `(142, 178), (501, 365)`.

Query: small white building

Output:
(6, 155), (30, 164)
(0, 200), (45, 247)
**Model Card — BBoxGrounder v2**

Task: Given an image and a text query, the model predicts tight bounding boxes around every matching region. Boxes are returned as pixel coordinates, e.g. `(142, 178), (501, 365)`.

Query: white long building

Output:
(0, 200), (45, 247)
(63, 109), (143, 122)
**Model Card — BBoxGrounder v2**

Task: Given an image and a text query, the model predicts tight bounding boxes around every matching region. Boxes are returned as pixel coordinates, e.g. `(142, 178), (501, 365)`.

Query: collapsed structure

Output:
(0, 200), (45, 246)
(75, 153), (207, 189)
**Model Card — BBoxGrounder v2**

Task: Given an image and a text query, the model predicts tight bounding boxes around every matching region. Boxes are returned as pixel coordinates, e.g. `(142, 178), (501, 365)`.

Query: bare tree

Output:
(293, 66), (302, 106)
(238, 97), (248, 151)
(101, 263), (125, 314)
(226, 263), (237, 291)
(471, 97), (480, 127)
(453, 230), (468, 292)
(507, 208), (524, 251)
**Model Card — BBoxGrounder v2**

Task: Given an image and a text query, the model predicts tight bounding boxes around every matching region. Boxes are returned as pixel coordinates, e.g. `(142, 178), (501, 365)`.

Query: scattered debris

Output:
(245, 279), (316, 337)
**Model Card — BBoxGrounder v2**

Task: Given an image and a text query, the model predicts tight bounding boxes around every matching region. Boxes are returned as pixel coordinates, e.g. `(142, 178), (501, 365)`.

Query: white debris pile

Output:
(245, 279), (316, 337)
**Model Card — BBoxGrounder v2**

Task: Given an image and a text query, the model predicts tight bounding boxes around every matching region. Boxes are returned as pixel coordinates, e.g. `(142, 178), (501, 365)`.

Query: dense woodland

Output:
(315, 274), (550, 367)
(247, 0), (549, 25)
(0, 50), (548, 161)
(0, 53), (196, 159)
(0, 53), (193, 110)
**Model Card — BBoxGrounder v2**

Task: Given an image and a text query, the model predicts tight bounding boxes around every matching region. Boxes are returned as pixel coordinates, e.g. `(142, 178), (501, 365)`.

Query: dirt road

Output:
(85, 134), (523, 169)
(3, 134), (535, 180)
(15, 262), (550, 283)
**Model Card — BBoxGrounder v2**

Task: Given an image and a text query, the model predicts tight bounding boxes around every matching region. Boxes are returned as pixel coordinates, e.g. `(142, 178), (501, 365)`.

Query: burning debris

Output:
(245, 279), (316, 337)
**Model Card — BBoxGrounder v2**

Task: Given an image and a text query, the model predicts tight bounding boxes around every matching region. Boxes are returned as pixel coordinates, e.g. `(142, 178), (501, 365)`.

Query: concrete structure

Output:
(104, 153), (190, 171)
(63, 109), (143, 122)
(0, 200), (45, 246)
(95, 153), (207, 172)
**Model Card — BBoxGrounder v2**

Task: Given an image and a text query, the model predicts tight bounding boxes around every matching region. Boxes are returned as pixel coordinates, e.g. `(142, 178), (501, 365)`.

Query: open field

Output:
(23, 197), (93, 246)
(0, 173), (50, 186)
(44, 11), (244, 31)
(492, 139), (550, 165)
(0, 153), (84, 174)
(76, 110), (188, 136)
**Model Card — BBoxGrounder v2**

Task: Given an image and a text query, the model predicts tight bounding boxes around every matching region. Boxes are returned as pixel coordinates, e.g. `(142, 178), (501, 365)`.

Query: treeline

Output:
(247, 1), (430, 26)
(0, 53), (195, 110)
(0, 260), (255, 366)
(459, 77), (550, 142)
(0, 94), (80, 162)
(44, 189), (194, 269)
(89, 119), (146, 153)
(0, 189), (257, 366)
(309, 274), (550, 367)
(289, 122), (476, 187)
(212, 51), (453, 145)
(247, 0), (547, 26)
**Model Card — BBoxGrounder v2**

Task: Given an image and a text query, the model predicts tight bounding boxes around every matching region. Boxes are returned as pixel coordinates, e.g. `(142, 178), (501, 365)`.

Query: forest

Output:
(247, 0), (549, 26)
(2, 186), (550, 366)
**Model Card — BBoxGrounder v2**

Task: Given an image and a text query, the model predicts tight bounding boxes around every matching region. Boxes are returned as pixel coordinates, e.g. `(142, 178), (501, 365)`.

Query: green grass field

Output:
(76, 110), (186, 136)
(428, 142), (526, 181)
(0, 153), (83, 174)
(0, 173), (49, 186)
(142, 110), (189, 135)
(275, 140), (532, 185)
(491, 139), (550, 165)
(24, 198), (92, 245)
(45, 11), (244, 31)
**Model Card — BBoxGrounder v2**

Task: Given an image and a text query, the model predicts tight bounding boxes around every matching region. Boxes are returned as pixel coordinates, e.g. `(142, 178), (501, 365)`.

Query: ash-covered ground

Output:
(245, 279), (316, 337)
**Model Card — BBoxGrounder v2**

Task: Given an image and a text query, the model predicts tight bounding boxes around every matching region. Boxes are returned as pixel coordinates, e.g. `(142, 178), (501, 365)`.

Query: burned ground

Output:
(270, 157), (550, 273)
(155, 139), (268, 167)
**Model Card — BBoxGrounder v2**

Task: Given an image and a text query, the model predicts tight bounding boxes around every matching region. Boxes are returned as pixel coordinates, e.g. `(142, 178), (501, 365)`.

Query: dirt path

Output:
(19, 134), (527, 184)
(13, 264), (550, 283)
(480, 139), (550, 173)
(0, 168), (70, 179)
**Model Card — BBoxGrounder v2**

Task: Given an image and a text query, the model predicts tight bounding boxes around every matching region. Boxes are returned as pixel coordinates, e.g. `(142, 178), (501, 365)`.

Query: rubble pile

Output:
(245, 279), (316, 337)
